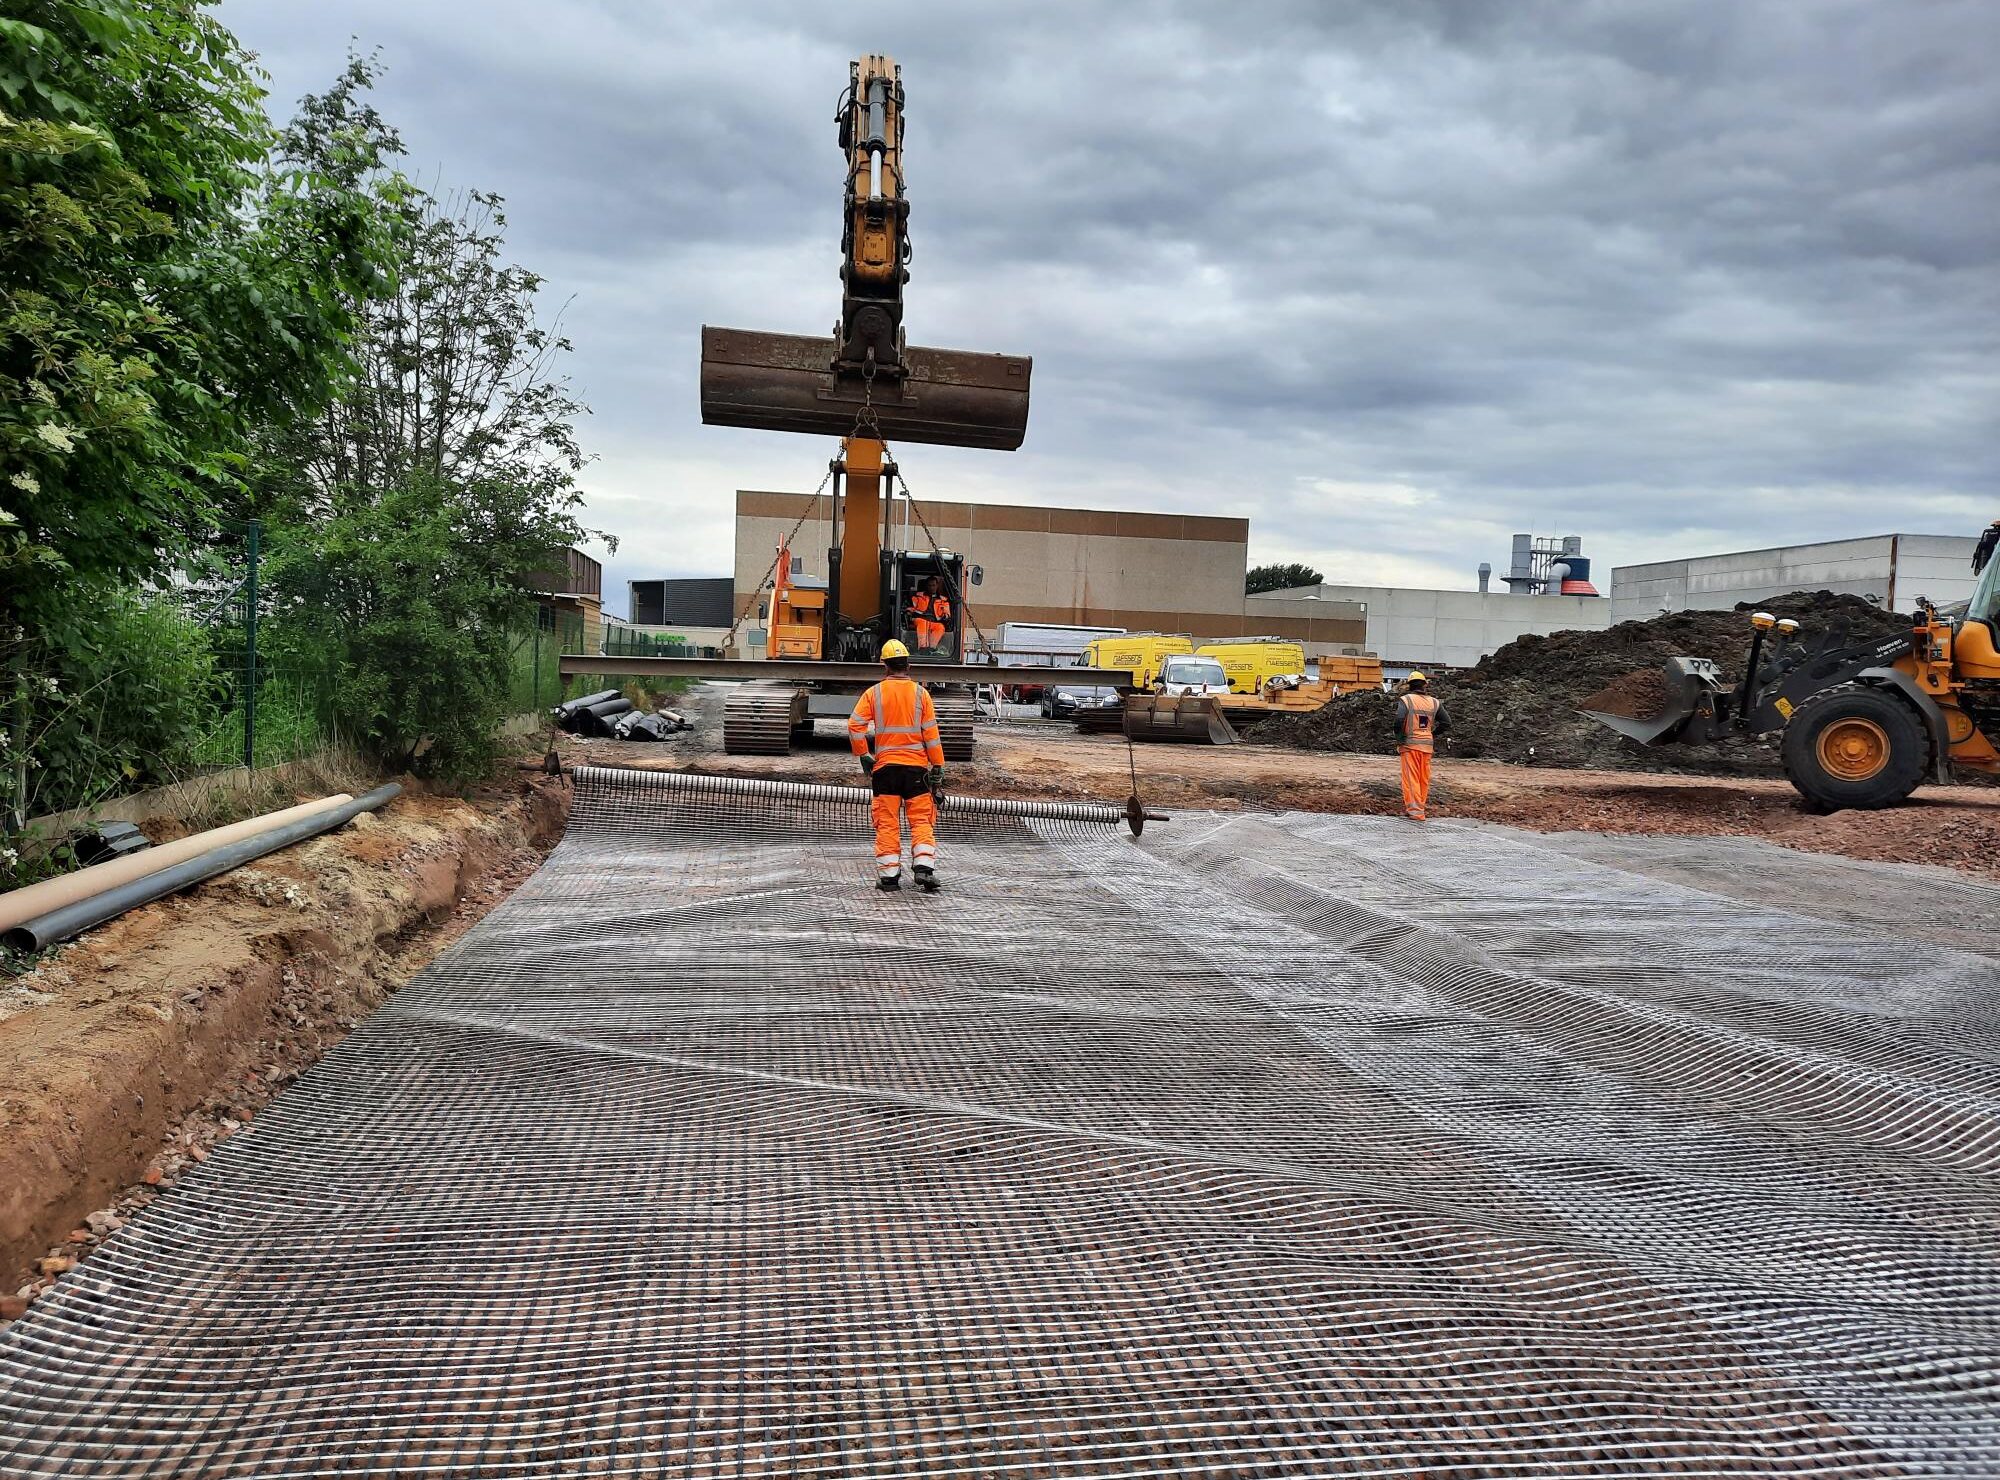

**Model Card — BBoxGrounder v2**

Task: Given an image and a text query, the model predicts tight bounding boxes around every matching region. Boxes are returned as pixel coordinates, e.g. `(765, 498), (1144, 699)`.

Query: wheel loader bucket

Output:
(1120, 693), (1240, 745)
(1579, 656), (1726, 746)
(700, 327), (1032, 450)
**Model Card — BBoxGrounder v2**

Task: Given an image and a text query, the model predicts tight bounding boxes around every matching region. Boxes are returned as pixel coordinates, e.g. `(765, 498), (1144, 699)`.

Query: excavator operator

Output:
(907, 575), (952, 654)
(848, 639), (947, 892)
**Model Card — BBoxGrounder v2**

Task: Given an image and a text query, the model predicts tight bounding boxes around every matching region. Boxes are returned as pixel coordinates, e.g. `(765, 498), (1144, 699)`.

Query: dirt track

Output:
(567, 703), (2000, 884)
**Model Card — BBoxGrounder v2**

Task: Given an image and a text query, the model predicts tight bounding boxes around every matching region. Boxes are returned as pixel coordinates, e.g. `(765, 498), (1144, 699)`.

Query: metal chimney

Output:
(1503, 534), (1537, 596)
(1477, 562), (1492, 594)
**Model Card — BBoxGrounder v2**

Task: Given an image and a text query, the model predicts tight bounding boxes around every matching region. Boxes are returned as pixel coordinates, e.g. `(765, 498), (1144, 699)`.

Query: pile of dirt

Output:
(1582, 665), (1671, 723)
(1259, 591), (1912, 774)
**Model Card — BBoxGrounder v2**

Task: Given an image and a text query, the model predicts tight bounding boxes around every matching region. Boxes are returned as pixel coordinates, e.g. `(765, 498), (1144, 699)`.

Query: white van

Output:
(1156, 653), (1231, 697)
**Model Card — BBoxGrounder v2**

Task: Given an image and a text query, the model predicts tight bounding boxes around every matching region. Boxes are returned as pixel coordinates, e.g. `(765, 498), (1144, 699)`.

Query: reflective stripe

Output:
(850, 678), (944, 767)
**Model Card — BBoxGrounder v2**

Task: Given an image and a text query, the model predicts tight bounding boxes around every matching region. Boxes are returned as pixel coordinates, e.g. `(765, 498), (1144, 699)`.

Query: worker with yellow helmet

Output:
(847, 638), (947, 891)
(1393, 671), (1450, 820)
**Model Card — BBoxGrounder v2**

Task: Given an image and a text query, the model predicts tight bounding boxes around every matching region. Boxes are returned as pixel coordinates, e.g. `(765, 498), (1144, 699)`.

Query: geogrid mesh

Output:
(2, 765), (1997, 1476)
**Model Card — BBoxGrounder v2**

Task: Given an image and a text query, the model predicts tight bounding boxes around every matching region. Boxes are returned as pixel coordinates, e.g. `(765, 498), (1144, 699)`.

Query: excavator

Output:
(691, 55), (1118, 757)
(1582, 520), (2000, 809)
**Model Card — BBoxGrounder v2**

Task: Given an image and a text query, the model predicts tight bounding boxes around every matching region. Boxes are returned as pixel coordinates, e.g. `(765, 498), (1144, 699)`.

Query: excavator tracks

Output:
(721, 683), (806, 756)
(933, 687), (976, 761)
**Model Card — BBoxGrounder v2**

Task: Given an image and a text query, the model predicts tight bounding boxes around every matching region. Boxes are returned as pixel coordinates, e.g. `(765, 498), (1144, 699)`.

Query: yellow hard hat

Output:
(1407, 671), (1428, 683)
(880, 638), (910, 661)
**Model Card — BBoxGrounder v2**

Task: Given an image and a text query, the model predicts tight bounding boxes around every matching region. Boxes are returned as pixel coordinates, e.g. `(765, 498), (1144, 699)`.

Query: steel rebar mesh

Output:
(2, 766), (1997, 1477)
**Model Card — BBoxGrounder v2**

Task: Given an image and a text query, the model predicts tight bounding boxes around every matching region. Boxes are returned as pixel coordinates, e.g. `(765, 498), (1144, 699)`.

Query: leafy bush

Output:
(1, 587), (219, 835)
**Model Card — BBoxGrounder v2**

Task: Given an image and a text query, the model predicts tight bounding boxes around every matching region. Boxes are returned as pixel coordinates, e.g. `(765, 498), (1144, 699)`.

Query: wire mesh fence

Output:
(3, 521), (594, 856)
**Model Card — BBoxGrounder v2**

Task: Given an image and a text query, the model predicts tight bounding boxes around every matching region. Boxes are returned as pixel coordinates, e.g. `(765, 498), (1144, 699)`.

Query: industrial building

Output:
(1608, 534), (1980, 622)
(732, 490), (1370, 652)
(628, 577), (733, 628)
(1249, 583), (1610, 672)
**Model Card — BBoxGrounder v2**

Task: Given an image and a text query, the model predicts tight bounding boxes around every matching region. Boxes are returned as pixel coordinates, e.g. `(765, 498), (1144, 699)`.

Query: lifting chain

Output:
(886, 456), (994, 660)
(718, 463), (833, 653)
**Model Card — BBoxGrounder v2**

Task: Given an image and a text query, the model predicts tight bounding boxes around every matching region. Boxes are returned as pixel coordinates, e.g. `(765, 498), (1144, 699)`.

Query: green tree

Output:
(257, 186), (607, 778)
(1247, 562), (1324, 594)
(1, 9), (403, 834)
(0, 8), (402, 618)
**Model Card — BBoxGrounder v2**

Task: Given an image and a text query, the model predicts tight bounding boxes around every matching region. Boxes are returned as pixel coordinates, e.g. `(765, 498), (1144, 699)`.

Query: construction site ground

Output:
(572, 683), (2000, 887)
(4, 683), (1998, 1474)
(3, 743), (1997, 1474)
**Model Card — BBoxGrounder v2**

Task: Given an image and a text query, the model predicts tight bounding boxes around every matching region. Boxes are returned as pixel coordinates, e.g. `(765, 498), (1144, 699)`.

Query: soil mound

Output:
(1258, 591), (1910, 774)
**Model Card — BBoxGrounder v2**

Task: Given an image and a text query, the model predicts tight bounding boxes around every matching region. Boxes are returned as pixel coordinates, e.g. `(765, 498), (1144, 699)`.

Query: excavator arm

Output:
(835, 55), (908, 378)
(698, 55), (1030, 450)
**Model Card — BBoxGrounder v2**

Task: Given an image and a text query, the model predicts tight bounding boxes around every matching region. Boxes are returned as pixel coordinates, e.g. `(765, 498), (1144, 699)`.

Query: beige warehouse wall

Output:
(730, 490), (1332, 644)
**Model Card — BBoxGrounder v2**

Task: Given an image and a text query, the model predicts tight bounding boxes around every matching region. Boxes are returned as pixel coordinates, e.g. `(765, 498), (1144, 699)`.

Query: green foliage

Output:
(1246, 562), (1325, 594)
(0, 6), (404, 632)
(1, 586), (219, 835)
(256, 167), (610, 778)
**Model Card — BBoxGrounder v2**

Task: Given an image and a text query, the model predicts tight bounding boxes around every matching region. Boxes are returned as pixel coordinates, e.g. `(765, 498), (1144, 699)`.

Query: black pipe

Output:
(4, 784), (404, 952)
(553, 689), (620, 720)
(582, 698), (635, 736)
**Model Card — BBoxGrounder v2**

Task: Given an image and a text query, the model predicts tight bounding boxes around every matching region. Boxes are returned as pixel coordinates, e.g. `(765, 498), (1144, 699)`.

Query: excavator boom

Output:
(697, 54), (1032, 450)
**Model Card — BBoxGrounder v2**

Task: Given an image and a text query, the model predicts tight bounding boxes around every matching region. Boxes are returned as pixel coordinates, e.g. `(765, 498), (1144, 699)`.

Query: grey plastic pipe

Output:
(4, 784), (403, 952)
(0, 793), (355, 935)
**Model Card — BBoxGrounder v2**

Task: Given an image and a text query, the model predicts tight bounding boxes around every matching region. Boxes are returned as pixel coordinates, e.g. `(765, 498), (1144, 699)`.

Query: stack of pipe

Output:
(552, 690), (636, 737)
(0, 785), (403, 951)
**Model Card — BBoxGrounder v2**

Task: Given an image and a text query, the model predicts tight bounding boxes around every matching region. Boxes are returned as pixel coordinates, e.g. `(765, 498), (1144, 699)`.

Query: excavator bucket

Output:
(1119, 693), (1240, 745)
(700, 327), (1032, 450)
(1579, 655), (1727, 746)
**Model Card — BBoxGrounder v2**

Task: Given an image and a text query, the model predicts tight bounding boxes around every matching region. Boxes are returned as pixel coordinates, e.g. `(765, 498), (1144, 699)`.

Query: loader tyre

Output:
(1781, 682), (1928, 811)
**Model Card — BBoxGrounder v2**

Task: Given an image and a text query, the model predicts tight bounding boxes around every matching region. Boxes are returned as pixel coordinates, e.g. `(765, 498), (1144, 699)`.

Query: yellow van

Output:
(1196, 638), (1307, 694)
(1080, 632), (1193, 689)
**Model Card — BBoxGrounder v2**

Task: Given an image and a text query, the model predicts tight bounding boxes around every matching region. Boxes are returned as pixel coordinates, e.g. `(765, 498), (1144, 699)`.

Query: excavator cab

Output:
(886, 550), (968, 664)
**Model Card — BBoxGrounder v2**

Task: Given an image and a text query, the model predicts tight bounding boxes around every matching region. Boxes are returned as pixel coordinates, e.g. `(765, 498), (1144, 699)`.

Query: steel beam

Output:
(557, 654), (1131, 687)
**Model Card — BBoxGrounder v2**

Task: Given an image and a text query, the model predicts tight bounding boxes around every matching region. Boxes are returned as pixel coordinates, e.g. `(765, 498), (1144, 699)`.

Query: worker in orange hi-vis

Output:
(1392, 672), (1450, 820)
(907, 575), (952, 653)
(847, 639), (947, 892)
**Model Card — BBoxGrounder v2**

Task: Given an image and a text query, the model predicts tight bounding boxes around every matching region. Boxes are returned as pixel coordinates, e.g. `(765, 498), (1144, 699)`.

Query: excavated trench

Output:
(0, 776), (568, 1304)
(1, 765), (1997, 1476)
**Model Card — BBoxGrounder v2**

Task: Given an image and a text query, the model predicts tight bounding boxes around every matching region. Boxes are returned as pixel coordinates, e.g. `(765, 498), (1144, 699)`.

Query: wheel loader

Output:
(1581, 522), (2000, 810)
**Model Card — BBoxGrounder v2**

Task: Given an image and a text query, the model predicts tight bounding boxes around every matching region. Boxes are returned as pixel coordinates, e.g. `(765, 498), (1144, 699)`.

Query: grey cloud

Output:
(229, 0), (1998, 591)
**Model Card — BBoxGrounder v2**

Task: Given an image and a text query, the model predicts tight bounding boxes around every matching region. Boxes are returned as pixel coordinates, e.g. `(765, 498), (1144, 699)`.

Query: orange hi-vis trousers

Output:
(1400, 745), (1433, 821)
(871, 774), (938, 878)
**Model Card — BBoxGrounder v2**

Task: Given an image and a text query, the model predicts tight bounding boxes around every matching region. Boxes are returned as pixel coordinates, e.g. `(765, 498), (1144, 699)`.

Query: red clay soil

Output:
(0, 773), (568, 1318)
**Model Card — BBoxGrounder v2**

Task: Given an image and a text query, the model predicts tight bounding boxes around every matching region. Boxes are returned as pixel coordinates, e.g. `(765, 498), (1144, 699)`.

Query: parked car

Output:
(1156, 654), (1232, 697)
(1042, 683), (1123, 719)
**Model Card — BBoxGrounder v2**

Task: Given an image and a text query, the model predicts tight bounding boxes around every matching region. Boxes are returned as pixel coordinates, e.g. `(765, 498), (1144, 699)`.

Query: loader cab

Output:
(884, 549), (967, 664)
(1959, 541), (2000, 680)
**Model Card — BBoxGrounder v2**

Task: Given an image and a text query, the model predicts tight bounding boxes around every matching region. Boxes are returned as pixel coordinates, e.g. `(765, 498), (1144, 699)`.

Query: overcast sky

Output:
(229, 0), (1997, 616)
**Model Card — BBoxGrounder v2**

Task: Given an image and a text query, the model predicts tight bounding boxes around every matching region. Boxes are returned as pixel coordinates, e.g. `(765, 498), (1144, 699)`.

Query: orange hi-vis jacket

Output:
(1396, 692), (1440, 752)
(848, 678), (945, 770)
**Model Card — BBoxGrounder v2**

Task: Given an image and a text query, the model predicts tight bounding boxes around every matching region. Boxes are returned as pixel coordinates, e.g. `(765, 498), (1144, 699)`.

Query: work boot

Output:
(877, 873), (902, 892)
(914, 864), (940, 894)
